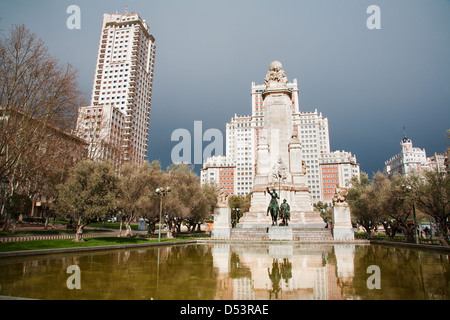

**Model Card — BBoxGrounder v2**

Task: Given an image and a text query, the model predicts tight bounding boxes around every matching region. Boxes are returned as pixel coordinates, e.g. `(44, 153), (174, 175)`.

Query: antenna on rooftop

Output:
(125, 6), (128, 14)
(402, 126), (407, 139)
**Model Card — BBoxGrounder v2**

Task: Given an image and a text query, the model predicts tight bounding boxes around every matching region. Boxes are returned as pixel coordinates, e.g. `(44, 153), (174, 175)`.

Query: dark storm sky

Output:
(1, 0), (449, 175)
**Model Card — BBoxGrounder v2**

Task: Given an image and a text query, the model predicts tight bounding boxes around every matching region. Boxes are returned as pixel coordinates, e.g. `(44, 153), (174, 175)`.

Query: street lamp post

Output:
(155, 187), (171, 242)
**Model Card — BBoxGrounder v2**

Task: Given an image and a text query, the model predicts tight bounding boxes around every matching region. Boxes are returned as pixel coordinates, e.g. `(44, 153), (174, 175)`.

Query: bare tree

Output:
(0, 25), (84, 186)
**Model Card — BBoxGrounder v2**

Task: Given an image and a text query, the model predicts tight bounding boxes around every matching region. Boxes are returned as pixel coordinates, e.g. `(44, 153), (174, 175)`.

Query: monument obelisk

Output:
(238, 61), (323, 229)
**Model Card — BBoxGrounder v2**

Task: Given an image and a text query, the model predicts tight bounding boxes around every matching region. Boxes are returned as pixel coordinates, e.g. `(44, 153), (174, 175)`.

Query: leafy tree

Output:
(54, 160), (118, 241)
(186, 183), (218, 232)
(4, 193), (32, 233)
(158, 163), (217, 237)
(346, 172), (387, 238)
(383, 174), (418, 242)
(139, 160), (163, 235)
(413, 168), (449, 246)
(116, 161), (159, 237)
(228, 194), (250, 226)
(314, 201), (332, 224)
(162, 163), (202, 236)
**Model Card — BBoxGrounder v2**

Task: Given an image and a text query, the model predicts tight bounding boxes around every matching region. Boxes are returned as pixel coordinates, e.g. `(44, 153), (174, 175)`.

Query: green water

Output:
(0, 243), (448, 300)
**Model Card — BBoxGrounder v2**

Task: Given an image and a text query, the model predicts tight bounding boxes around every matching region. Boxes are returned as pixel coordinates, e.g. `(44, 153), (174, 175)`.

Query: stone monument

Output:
(331, 187), (354, 240)
(238, 61), (324, 233)
(211, 187), (232, 239)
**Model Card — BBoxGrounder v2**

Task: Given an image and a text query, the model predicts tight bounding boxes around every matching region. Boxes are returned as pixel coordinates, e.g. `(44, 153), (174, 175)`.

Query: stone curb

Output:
(369, 240), (450, 253)
(2, 238), (447, 259)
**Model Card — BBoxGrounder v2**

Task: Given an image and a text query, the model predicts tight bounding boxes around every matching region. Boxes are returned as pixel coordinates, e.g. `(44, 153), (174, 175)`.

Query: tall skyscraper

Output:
(75, 12), (156, 165)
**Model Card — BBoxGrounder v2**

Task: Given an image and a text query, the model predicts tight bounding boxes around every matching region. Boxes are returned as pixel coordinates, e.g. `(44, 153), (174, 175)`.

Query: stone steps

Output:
(229, 227), (333, 241)
(293, 228), (333, 241)
(230, 228), (269, 240)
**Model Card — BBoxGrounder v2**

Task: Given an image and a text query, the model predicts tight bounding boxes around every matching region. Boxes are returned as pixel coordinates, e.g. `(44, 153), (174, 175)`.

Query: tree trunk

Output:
(73, 217), (84, 242)
(437, 221), (449, 247)
(147, 222), (156, 235)
(124, 220), (132, 238)
(11, 219), (17, 234)
(400, 225), (415, 243)
(118, 220), (123, 237)
(2, 215), (10, 232)
(363, 224), (373, 239)
(438, 234), (449, 247)
(166, 230), (174, 239)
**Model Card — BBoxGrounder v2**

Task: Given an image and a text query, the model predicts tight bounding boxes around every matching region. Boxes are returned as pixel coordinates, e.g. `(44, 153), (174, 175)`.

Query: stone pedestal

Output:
(212, 206), (232, 239)
(237, 61), (324, 234)
(268, 226), (293, 240)
(332, 204), (354, 240)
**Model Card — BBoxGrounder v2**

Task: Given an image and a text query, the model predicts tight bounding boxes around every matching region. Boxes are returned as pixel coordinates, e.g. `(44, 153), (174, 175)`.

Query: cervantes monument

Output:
(237, 61), (324, 236)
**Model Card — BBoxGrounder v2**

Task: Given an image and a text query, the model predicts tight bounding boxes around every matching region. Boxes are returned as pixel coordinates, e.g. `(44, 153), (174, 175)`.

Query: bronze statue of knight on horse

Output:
(267, 187), (280, 226)
(267, 187), (291, 226)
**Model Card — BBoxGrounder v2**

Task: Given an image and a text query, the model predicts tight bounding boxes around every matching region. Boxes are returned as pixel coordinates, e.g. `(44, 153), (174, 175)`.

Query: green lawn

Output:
(0, 236), (185, 253)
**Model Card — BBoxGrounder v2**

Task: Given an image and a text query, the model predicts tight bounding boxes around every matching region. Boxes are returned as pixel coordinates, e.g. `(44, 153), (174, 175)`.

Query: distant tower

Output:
(384, 133), (428, 178)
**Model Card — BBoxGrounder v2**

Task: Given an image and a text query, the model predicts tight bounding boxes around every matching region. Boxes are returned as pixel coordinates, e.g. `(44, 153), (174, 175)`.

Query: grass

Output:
(0, 236), (188, 253)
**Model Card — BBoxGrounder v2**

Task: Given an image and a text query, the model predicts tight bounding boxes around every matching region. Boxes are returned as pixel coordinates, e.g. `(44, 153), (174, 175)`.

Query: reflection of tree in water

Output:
(322, 253), (328, 266)
(350, 245), (450, 300)
(157, 245), (218, 299)
(268, 258), (292, 299)
(229, 252), (251, 279)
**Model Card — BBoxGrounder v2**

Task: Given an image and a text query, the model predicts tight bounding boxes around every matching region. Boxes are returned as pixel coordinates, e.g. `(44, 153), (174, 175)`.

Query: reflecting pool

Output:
(0, 243), (448, 300)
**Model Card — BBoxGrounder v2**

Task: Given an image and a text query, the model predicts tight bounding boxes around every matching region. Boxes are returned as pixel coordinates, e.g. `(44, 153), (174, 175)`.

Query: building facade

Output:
(200, 156), (235, 195)
(319, 150), (360, 203)
(384, 135), (446, 178)
(75, 12), (156, 164)
(74, 104), (124, 168)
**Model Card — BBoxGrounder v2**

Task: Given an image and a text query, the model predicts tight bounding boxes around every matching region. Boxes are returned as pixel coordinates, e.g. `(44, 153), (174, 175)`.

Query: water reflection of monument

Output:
(268, 258), (292, 299)
(212, 243), (356, 300)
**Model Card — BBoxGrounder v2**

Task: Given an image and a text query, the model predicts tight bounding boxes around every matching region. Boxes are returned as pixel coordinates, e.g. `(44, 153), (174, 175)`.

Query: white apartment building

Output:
(319, 150), (360, 203)
(226, 115), (256, 195)
(384, 135), (445, 178)
(74, 104), (124, 167)
(76, 12), (156, 164)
